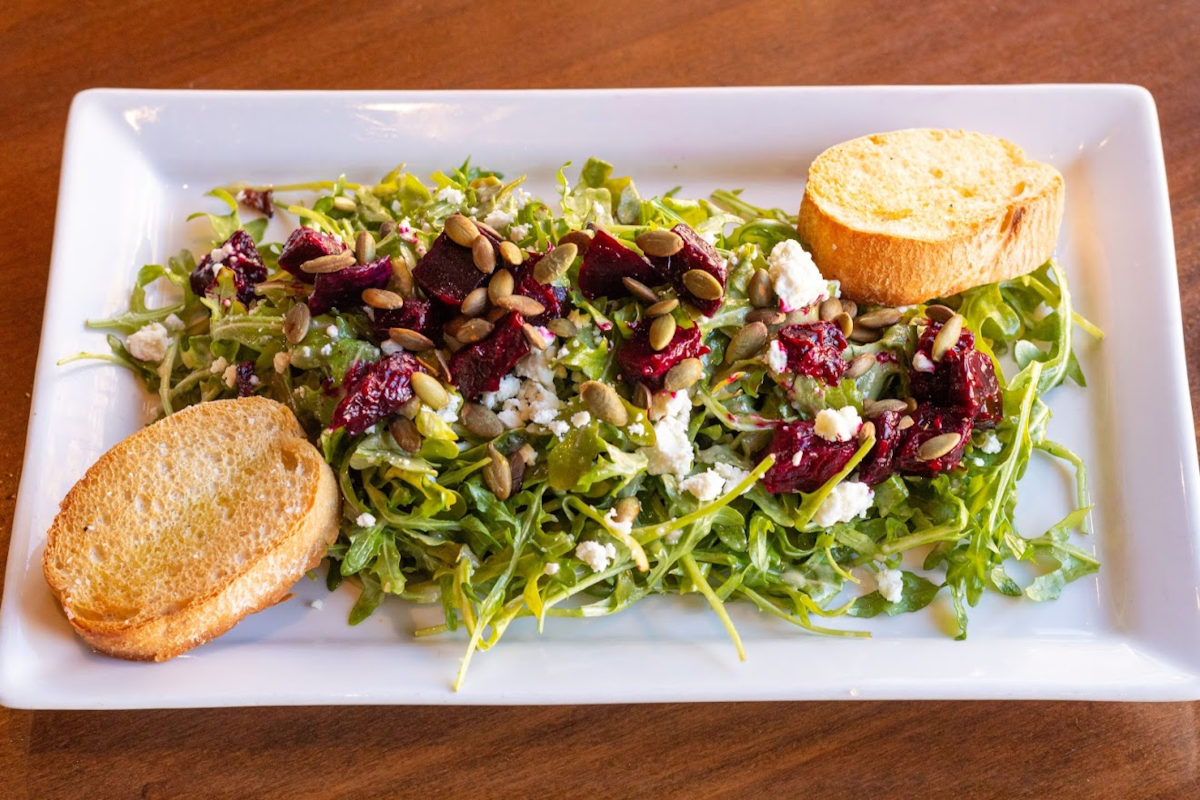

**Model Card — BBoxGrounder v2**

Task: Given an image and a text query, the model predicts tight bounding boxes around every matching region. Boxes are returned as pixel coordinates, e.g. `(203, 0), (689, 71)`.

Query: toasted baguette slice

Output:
(42, 397), (339, 661)
(798, 128), (1064, 305)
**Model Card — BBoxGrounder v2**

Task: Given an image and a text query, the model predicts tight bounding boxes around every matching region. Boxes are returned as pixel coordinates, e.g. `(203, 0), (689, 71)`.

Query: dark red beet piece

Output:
(895, 404), (973, 476)
(277, 227), (347, 283)
(856, 410), (903, 485)
(776, 322), (849, 386)
(759, 420), (859, 494)
(371, 297), (448, 342)
(648, 223), (728, 316)
(512, 253), (569, 325)
(910, 321), (1002, 425)
(413, 230), (498, 306)
(450, 312), (531, 400)
(616, 321), (709, 392)
(237, 188), (274, 218)
(330, 352), (422, 436)
(307, 255), (392, 316)
(188, 229), (267, 305)
(234, 361), (259, 397)
(578, 227), (664, 300)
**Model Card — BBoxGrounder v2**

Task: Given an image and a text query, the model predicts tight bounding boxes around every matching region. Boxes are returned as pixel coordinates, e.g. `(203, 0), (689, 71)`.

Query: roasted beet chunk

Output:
(308, 255), (392, 316)
(413, 231), (494, 306)
(450, 312), (531, 400)
(578, 227), (664, 300)
(237, 188), (274, 218)
(188, 229), (267, 305)
(330, 352), (422, 436)
(776, 322), (849, 386)
(759, 420), (859, 494)
(648, 224), (728, 316)
(616, 320), (710, 392)
(277, 227), (347, 283)
(896, 404), (973, 476)
(856, 410), (903, 485)
(512, 254), (569, 325)
(910, 321), (1002, 425)
(371, 297), (447, 342)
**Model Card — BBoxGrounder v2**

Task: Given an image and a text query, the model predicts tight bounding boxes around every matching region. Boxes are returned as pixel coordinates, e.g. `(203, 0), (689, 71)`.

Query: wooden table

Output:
(2, 1), (1197, 796)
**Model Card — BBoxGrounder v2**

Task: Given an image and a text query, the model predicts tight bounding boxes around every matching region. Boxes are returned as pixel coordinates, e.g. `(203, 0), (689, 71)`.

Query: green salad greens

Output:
(80, 158), (1101, 687)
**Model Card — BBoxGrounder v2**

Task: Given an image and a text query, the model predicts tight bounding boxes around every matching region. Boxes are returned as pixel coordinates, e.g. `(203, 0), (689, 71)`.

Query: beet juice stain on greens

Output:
(78, 157), (1101, 688)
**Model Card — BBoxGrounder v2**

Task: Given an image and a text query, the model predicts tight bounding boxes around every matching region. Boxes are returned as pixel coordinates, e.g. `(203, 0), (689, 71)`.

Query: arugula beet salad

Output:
(87, 158), (1099, 686)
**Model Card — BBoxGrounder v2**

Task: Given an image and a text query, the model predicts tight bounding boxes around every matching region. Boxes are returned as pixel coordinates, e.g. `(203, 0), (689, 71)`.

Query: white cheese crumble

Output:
(767, 339), (788, 372)
(325, 324), (339, 338)
(711, 461), (752, 492)
(509, 223), (530, 242)
(125, 322), (169, 363)
(640, 391), (694, 479)
(544, 419), (569, 437)
(481, 374), (521, 410)
(812, 481), (874, 527)
(814, 406), (862, 442)
(435, 186), (466, 205)
(570, 410), (591, 427)
(792, 451), (804, 466)
(575, 540), (617, 572)
(604, 507), (633, 536)
(483, 207), (515, 230)
(875, 567), (904, 604)
(163, 313), (184, 332)
(209, 243), (233, 263)
(209, 356), (228, 375)
(543, 562), (560, 576)
(681, 469), (724, 502)
(273, 351), (291, 373)
(912, 352), (936, 373)
(308, 599), (324, 611)
(978, 430), (1002, 454)
(767, 239), (830, 312)
(381, 339), (404, 355)
(222, 363), (239, 388)
(436, 392), (464, 424)
(355, 512), (377, 527)
(627, 422), (646, 436)
(514, 343), (560, 386)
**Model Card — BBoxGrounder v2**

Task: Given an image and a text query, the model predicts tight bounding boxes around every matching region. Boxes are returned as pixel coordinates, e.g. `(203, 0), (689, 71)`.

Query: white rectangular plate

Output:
(3, 87), (1199, 708)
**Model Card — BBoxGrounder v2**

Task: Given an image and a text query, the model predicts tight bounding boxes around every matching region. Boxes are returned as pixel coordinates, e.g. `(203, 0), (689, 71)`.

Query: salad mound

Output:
(81, 158), (1099, 686)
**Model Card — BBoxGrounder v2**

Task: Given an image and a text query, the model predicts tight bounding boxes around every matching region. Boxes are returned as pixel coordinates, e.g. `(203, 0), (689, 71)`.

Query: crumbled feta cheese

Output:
(544, 419), (569, 437)
(813, 480), (874, 527)
(435, 186), (465, 205)
(319, 344), (332, 356)
(604, 507), (633, 536)
(912, 352), (936, 373)
(543, 562), (560, 576)
(325, 324), (339, 338)
(163, 313), (184, 332)
(273, 351), (291, 373)
(483, 207), (515, 230)
(767, 339), (788, 372)
(381, 339), (403, 355)
(509, 223), (530, 242)
(125, 322), (169, 363)
(978, 430), (1002, 454)
(767, 239), (830, 312)
(815, 406), (862, 442)
(575, 540), (617, 572)
(570, 410), (591, 427)
(481, 374), (521, 410)
(355, 512), (377, 527)
(436, 392), (464, 424)
(711, 461), (752, 492)
(209, 243), (233, 264)
(222, 363), (238, 388)
(210, 356), (228, 375)
(514, 344), (559, 386)
(792, 451), (804, 466)
(513, 188), (533, 208)
(875, 567), (904, 604)
(641, 391), (694, 479)
(496, 377), (563, 431)
(628, 422), (646, 436)
(681, 469), (724, 502)
(308, 599), (324, 611)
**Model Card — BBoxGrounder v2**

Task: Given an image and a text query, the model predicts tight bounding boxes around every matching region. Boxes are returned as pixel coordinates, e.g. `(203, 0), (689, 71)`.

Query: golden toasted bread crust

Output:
(798, 129), (1064, 305)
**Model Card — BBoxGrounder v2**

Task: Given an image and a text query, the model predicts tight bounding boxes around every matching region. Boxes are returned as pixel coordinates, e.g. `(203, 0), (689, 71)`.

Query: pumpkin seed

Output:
(283, 303), (311, 344)
(495, 294), (546, 317)
(622, 276), (660, 304)
(299, 252), (356, 274)
(682, 269), (724, 301)
(580, 380), (628, 426)
(355, 230), (376, 265)
(471, 235), (496, 274)
(857, 420), (876, 444)
(389, 417), (422, 452)
(517, 443), (536, 464)
(457, 317), (495, 344)
(411, 371), (449, 410)
(856, 307), (902, 328)
(849, 322), (881, 343)
(488, 269), (514, 304)
(474, 219), (502, 238)
(649, 314), (677, 351)
(522, 322), (549, 350)
(898, 414), (915, 431)
(332, 196), (356, 212)
(841, 300), (858, 318)
(507, 450), (527, 493)
(379, 220), (397, 240)
(461, 402), (504, 438)
(932, 313), (964, 361)
(664, 358), (704, 392)
(433, 349), (453, 382)
(632, 382), (653, 410)
(532, 242), (578, 284)
(818, 297), (843, 322)
(483, 443), (512, 500)
(748, 269), (775, 309)
(845, 353), (875, 379)
(746, 308), (786, 326)
(864, 398), (908, 417)
(461, 286), (489, 317)
(613, 497), (640, 523)
(917, 432), (962, 461)
(724, 321), (768, 364)
(499, 240), (524, 265)
(390, 258), (415, 297)
(784, 310), (808, 326)
(444, 213), (480, 247)
(646, 298), (679, 317)
(397, 396), (422, 420)
(635, 229), (684, 258)
(443, 334), (465, 353)
(486, 306), (508, 323)
(362, 288), (404, 310)
(926, 304), (956, 323)
(558, 229), (594, 255)
(547, 317), (578, 338)
(388, 327), (435, 351)
(834, 312), (854, 338)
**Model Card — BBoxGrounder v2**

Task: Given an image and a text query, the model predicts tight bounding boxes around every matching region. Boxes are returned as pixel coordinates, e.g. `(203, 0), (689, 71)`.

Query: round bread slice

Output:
(42, 397), (340, 661)
(797, 128), (1064, 305)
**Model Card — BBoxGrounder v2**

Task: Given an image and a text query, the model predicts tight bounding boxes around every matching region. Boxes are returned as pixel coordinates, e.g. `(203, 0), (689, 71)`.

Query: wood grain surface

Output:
(2, 0), (1197, 797)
